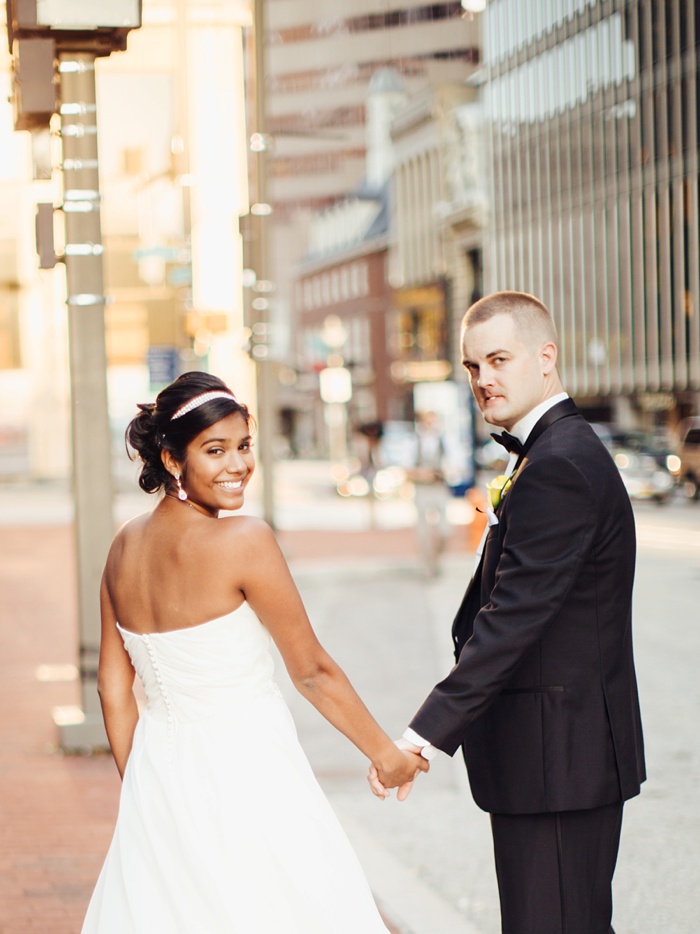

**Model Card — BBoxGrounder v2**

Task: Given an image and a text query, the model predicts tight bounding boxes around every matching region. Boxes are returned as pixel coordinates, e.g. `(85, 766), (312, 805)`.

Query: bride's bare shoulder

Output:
(103, 512), (152, 581)
(110, 511), (152, 545)
(212, 514), (281, 556)
(119, 510), (151, 533)
(217, 514), (274, 541)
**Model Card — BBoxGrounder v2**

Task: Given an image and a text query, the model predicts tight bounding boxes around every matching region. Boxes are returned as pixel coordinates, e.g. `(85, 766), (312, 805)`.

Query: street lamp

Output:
(6, 0), (141, 751)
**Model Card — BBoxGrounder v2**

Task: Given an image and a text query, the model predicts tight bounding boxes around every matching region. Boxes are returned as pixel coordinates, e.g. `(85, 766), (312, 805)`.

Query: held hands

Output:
(368, 739), (428, 802)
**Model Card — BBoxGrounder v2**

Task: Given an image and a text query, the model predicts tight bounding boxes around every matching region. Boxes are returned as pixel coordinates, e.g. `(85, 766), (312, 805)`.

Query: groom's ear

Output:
(540, 340), (558, 374)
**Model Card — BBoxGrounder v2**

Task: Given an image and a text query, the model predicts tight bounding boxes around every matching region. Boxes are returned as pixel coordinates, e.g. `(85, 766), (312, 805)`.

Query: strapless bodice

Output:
(117, 602), (279, 723)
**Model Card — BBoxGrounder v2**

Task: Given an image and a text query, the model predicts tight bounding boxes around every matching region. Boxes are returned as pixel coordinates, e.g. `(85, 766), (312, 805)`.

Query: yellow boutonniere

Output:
(486, 474), (513, 509)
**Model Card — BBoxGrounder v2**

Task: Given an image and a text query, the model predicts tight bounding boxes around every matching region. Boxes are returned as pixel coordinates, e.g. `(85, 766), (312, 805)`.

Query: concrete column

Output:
(185, 3), (254, 404)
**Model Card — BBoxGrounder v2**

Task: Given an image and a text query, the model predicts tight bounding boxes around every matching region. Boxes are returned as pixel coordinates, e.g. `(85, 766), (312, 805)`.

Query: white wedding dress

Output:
(82, 602), (389, 933)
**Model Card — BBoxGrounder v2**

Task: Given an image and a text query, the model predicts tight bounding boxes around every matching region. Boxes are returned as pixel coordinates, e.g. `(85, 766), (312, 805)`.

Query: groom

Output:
(374, 291), (645, 933)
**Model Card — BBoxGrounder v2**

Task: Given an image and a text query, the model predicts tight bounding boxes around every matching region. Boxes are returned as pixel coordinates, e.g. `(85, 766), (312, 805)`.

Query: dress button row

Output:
(142, 638), (176, 746)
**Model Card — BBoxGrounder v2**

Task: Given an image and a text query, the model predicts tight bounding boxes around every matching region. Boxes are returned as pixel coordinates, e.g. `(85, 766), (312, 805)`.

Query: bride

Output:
(82, 371), (426, 933)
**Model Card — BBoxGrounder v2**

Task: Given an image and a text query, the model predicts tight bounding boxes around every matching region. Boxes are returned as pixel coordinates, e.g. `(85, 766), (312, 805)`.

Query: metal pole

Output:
(252, 0), (275, 527)
(55, 50), (114, 750)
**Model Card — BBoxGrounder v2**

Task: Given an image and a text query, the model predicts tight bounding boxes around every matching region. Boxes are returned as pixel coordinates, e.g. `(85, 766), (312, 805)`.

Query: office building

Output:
(483, 0), (700, 423)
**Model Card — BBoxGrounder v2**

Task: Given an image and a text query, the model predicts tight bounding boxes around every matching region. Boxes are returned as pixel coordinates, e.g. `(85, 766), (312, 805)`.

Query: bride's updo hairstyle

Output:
(126, 371), (251, 494)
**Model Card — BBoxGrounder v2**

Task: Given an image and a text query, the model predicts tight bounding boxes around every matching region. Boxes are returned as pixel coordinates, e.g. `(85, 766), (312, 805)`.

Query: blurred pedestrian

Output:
(407, 410), (451, 575)
(82, 371), (426, 933)
(372, 291), (645, 934)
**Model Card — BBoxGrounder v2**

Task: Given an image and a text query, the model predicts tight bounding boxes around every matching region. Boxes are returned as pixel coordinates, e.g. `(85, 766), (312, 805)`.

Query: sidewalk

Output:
(0, 524), (109, 934)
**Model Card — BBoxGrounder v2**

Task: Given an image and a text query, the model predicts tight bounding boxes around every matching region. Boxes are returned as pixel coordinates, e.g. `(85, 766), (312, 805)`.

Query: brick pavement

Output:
(0, 521), (471, 933)
(0, 526), (112, 934)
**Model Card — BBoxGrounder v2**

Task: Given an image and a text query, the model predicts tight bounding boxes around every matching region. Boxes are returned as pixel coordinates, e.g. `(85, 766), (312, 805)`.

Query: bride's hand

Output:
(368, 763), (390, 799)
(367, 762), (418, 801)
(369, 743), (428, 800)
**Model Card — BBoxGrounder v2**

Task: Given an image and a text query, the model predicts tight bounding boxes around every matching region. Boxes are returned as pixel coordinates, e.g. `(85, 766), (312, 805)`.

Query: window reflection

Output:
(485, 0), (700, 393)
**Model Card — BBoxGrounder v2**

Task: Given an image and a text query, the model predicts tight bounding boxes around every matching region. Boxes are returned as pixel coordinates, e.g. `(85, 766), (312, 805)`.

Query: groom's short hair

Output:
(463, 291), (558, 346)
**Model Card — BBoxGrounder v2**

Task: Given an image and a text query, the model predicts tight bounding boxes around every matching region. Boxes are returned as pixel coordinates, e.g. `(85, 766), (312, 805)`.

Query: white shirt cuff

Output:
(403, 728), (438, 760)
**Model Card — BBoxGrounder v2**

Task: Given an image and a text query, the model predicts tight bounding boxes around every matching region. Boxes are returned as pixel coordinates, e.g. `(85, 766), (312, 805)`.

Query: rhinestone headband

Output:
(170, 391), (236, 420)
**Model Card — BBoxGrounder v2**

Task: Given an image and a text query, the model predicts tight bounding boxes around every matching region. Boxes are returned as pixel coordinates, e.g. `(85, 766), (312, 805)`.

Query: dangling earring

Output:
(175, 474), (188, 501)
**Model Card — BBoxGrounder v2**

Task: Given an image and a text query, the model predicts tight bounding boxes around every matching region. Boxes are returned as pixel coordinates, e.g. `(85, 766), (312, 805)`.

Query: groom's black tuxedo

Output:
(410, 398), (646, 815)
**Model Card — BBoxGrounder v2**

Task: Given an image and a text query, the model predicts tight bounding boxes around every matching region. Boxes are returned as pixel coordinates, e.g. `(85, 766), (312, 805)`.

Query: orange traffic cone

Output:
(466, 486), (487, 552)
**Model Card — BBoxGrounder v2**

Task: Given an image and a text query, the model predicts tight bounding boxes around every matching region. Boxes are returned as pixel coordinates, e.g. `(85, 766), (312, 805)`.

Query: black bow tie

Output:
(491, 431), (524, 456)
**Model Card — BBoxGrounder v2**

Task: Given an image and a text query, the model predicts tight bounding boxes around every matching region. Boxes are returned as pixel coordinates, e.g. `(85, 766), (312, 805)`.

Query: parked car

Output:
(608, 429), (681, 477)
(590, 424), (676, 504)
(677, 417), (700, 501)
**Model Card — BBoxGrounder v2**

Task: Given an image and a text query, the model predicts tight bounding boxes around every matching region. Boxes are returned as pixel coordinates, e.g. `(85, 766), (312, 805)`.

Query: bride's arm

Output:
(97, 573), (139, 779)
(235, 520), (428, 795)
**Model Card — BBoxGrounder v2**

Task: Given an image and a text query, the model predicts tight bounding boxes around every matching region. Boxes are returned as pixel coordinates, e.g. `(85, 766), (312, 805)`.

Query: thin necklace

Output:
(164, 492), (217, 518)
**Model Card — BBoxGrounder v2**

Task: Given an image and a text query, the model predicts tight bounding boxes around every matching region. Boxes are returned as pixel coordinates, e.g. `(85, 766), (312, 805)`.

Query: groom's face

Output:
(461, 313), (553, 431)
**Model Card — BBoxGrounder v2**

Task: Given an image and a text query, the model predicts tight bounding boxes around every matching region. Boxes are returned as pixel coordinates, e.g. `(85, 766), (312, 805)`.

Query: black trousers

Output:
(490, 801), (624, 934)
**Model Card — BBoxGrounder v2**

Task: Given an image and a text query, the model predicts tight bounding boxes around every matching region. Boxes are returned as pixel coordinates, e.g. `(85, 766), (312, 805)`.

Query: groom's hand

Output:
(368, 739), (428, 801)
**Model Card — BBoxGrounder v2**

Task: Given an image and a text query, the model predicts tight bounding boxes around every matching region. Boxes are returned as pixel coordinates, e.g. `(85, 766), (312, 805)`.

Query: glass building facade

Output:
(483, 0), (700, 410)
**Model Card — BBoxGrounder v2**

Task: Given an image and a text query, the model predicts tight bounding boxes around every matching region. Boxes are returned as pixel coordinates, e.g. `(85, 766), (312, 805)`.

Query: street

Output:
(0, 473), (698, 932)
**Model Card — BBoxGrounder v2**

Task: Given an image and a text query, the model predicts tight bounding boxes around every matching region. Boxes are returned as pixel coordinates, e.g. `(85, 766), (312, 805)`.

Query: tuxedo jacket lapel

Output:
(513, 397), (579, 470)
(451, 549), (485, 658)
(454, 399), (580, 654)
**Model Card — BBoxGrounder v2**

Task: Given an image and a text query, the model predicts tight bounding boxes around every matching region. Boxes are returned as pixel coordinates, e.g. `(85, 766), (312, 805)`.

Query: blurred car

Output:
(677, 417), (700, 501)
(609, 429), (681, 477)
(333, 461), (409, 500)
(590, 424), (676, 504)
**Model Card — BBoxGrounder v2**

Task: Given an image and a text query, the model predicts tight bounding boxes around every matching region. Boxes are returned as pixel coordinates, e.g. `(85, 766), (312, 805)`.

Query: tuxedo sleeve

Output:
(409, 455), (598, 755)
